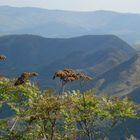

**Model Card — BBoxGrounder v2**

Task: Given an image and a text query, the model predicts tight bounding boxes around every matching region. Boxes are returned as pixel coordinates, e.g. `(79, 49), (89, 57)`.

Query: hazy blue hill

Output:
(1, 6), (140, 43)
(93, 53), (140, 97)
(88, 53), (140, 139)
(110, 117), (140, 140)
(126, 87), (140, 103)
(0, 34), (135, 88)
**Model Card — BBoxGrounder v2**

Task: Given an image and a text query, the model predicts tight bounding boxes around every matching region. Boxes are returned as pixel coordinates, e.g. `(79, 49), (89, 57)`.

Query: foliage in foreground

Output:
(0, 78), (138, 140)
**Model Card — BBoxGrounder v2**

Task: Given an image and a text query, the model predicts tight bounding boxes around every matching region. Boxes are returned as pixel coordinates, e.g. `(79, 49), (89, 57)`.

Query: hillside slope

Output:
(0, 34), (135, 88)
(88, 53), (140, 139)
(93, 53), (140, 97)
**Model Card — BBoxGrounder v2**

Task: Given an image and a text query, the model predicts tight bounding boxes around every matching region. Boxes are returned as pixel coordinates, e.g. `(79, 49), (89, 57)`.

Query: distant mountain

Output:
(93, 53), (140, 97)
(0, 34), (138, 139)
(0, 6), (140, 44)
(88, 53), (140, 139)
(0, 34), (135, 88)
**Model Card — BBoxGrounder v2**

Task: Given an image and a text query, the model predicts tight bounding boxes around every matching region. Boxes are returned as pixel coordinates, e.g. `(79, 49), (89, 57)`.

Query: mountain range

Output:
(0, 34), (140, 138)
(0, 34), (140, 139)
(1, 6), (140, 138)
(0, 34), (135, 89)
(0, 6), (140, 44)
(92, 53), (140, 97)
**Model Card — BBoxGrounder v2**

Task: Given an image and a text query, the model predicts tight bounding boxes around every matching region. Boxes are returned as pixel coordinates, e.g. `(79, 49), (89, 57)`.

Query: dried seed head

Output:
(14, 77), (25, 86)
(53, 68), (92, 83)
(78, 72), (93, 80)
(0, 55), (6, 61)
(14, 72), (38, 86)
(21, 72), (31, 80)
(29, 72), (39, 77)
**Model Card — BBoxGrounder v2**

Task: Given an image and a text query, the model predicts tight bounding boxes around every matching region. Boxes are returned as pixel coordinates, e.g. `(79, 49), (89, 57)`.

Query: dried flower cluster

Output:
(14, 72), (38, 86)
(53, 68), (92, 83)
(0, 55), (6, 61)
(78, 71), (93, 81)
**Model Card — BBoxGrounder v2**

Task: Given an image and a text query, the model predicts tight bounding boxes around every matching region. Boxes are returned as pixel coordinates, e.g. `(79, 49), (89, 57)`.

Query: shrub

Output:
(0, 79), (138, 140)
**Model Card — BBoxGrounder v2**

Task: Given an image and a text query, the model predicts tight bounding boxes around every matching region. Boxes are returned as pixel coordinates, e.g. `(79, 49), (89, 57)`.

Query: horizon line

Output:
(0, 5), (140, 15)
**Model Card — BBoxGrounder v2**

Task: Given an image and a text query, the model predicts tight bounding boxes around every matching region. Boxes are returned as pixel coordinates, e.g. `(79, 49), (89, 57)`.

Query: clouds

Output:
(0, 0), (140, 13)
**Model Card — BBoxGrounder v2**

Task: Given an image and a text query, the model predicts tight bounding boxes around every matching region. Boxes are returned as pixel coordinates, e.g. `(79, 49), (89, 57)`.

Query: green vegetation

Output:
(0, 77), (138, 140)
(0, 56), (138, 140)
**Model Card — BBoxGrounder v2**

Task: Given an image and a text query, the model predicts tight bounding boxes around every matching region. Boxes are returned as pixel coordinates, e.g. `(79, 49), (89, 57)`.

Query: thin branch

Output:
(10, 117), (19, 132)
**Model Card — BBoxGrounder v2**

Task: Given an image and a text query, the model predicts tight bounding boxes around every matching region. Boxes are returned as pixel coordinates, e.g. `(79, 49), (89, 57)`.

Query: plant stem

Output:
(10, 117), (18, 132)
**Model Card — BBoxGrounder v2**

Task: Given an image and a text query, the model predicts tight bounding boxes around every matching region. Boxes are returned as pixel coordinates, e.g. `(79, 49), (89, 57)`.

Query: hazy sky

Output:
(0, 0), (140, 13)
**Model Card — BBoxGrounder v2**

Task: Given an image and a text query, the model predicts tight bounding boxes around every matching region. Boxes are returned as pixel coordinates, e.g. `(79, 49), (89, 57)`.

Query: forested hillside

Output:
(0, 34), (135, 89)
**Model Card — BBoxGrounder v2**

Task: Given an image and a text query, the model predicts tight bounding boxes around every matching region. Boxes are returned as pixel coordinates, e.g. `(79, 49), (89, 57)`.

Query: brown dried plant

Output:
(14, 72), (38, 86)
(53, 68), (92, 94)
(53, 68), (92, 82)
(0, 54), (6, 61)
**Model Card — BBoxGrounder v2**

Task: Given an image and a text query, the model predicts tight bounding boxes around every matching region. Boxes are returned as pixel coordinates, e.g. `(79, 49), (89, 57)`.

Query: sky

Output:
(0, 0), (140, 13)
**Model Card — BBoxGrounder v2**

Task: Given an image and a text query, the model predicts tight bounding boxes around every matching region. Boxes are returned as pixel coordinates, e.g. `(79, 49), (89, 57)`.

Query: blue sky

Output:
(0, 0), (140, 13)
